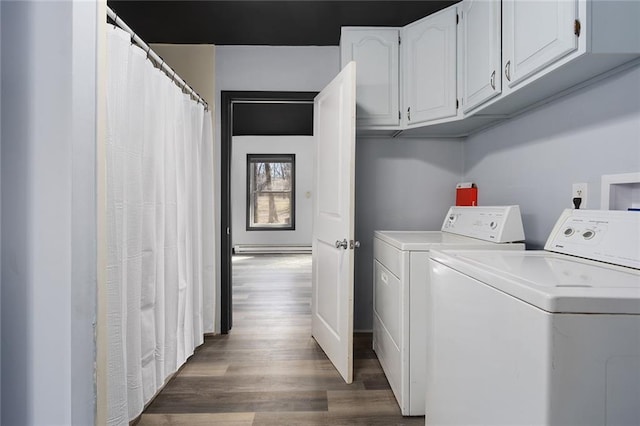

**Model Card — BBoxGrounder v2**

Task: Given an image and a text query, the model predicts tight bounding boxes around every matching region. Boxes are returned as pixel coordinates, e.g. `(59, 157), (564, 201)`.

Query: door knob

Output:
(335, 239), (348, 249)
(350, 240), (360, 249)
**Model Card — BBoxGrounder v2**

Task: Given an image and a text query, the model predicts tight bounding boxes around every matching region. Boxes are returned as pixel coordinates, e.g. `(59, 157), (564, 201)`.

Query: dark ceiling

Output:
(107, 1), (459, 46)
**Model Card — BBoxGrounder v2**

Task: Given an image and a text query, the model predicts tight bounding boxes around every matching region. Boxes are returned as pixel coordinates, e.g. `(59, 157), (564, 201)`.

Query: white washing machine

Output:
(427, 209), (640, 426)
(373, 206), (526, 416)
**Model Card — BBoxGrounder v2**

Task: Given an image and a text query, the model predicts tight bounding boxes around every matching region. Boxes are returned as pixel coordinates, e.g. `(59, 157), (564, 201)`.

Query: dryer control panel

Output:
(441, 206), (525, 243)
(545, 209), (640, 269)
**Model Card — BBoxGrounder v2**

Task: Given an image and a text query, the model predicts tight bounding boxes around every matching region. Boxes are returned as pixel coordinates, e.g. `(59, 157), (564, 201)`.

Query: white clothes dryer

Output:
(373, 206), (526, 416)
(427, 209), (640, 426)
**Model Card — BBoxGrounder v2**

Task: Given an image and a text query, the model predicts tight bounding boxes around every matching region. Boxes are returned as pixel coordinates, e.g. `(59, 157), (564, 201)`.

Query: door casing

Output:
(220, 91), (317, 333)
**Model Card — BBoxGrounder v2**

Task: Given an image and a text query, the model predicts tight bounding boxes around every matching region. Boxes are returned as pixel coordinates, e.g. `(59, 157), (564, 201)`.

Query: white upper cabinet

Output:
(460, 0), (502, 113)
(342, 0), (640, 137)
(485, 0), (640, 115)
(340, 28), (400, 128)
(502, 0), (578, 88)
(402, 6), (458, 126)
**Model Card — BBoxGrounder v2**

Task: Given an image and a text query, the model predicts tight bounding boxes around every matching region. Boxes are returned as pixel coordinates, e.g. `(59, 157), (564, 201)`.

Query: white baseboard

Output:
(233, 244), (312, 254)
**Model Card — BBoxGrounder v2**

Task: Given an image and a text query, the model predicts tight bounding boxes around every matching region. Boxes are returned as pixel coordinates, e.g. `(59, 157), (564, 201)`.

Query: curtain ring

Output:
(171, 70), (176, 83)
(146, 45), (151, 60)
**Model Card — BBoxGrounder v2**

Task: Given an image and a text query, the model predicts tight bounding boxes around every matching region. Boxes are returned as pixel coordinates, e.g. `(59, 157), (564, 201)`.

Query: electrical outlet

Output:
(572, 183), (588, 209)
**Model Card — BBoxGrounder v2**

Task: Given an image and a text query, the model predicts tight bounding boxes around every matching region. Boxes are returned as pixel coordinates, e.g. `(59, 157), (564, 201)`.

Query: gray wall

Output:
(1, 2), (98, 424)
(215, 46), (465, 331)
(215, 47), (640, 331)
(354, 137), (464, 330)
(464, 63), (640, 248)
(215, 45), (340, 332)
(232, 136), (314, 247)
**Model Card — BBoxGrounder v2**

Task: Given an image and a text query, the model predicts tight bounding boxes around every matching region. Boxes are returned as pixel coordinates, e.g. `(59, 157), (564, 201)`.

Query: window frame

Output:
(246, 153), (296, 231)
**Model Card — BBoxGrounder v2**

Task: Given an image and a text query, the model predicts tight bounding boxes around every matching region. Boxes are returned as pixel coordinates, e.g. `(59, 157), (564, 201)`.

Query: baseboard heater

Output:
(233, 244), (312, 254)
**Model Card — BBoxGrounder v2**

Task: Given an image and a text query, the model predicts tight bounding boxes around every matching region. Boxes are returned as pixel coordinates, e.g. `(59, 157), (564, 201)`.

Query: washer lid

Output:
(374, 231), (515, 251)
(430, 250), (640, 314)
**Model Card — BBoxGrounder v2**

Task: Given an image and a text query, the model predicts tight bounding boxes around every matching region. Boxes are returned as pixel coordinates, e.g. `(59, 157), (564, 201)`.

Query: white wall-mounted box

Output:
(601, 172), (640, 210)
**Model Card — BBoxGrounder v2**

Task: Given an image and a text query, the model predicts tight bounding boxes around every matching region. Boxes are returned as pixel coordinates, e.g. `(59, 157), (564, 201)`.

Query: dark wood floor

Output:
(138, 254), (423, 425)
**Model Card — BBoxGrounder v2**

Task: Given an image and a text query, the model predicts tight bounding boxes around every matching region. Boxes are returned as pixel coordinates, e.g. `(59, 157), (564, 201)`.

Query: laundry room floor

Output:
(136, 254), (423, 425)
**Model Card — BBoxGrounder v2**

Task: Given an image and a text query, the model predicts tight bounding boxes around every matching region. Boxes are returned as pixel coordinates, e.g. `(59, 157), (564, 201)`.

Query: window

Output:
(247, 154), (295, 230)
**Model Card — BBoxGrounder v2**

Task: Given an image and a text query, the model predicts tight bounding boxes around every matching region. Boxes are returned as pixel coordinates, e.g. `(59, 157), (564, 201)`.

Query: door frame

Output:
(220, 90), (317, 334)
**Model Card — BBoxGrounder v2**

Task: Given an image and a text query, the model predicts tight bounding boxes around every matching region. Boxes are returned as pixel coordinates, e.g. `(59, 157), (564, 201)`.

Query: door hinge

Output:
(399, 110), (401, 120)
(574, 19), (581, 37)
(398, 34), (401, 45)
(456, 99), (459, 109)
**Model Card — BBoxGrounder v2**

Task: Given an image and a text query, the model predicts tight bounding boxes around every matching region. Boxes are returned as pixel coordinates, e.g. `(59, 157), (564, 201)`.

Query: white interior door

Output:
(311, 61), (357, 384)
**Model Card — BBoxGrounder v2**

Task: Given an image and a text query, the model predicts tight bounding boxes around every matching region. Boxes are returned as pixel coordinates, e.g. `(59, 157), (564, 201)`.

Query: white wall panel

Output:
(231, 136), (314, 247)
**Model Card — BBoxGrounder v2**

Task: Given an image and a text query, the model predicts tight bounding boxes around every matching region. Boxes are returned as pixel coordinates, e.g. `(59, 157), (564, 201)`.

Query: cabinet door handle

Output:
(407, 106), (411, 121)
(504, 60), (511, 82)
(490, 70), (496, 90)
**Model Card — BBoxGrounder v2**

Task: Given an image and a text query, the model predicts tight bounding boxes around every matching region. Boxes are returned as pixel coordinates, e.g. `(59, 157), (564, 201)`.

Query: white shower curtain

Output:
(106, 26), (215, 424)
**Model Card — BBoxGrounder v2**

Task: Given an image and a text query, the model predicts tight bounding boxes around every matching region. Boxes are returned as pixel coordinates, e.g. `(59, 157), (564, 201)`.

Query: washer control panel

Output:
(545, 209), (640, 269)
(441, 206), (525, 243)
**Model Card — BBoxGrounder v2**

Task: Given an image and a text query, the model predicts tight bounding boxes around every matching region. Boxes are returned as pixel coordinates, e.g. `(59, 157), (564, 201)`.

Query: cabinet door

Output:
(340, 28), (400, 127)
(402, 6), (457, 125)
(461, 0), (501, 113)
(503, 0), (578, 88)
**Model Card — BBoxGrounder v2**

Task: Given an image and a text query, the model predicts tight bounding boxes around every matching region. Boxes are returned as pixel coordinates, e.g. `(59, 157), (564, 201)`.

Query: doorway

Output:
(220, 91), (317, 333)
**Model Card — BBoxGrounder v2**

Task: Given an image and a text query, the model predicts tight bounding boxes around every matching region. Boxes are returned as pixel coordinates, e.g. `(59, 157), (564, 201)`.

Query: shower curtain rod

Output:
(107, 6), (209, 111)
